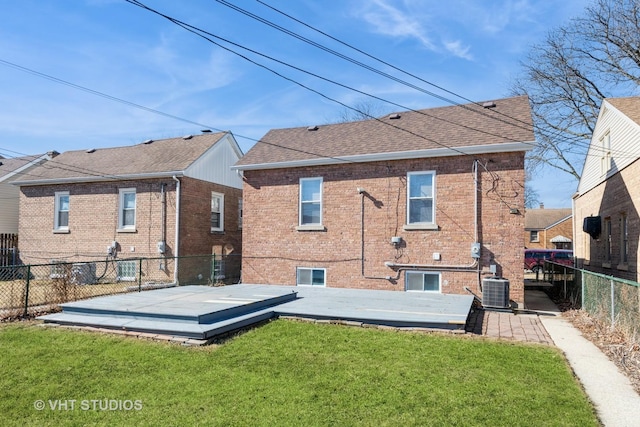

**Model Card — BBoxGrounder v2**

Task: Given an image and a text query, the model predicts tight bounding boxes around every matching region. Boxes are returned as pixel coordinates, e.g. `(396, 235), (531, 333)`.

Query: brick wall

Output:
(18, 177), (243, 283)
(525, 217), (573, 249)
(241, 153), (526, 305)
(574, 160), (640, 281)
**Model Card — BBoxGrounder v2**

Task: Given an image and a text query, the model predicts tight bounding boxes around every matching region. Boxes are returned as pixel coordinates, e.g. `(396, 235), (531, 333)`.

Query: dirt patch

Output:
(563, 309), (640, 395)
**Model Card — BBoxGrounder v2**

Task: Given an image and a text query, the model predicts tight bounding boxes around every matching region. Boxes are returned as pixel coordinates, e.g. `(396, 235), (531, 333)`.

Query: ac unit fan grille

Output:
(482, 278), (510, 309)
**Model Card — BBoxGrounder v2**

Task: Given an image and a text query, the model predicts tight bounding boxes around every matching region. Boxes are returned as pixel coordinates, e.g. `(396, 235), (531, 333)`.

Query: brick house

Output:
(233, 96), (535, 306)
(12, 132), (243, 284)
(524, 206), (573, 250)
(574, 97), (640, 282)
(0, 152), (58, 234)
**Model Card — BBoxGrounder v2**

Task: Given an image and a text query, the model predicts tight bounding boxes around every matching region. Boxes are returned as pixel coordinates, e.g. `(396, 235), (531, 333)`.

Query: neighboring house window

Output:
(212, 258), (226, 281)
(530, 230), (539, 243)
(406, 271), (441, 292)
(600, 132), (611, 175)
(54, 191), (70, 231)
(296, 267), (326, 286)
(116, 260), (136, 282)
(118, 188), (136, 230)
(299, 177), (322, 226)
(407, 171), (435, 225)
(620, 213), (629, 264)
(604, 218), (612, 264)
(211, 192), (224, 232)
(238, 198), (243, 229)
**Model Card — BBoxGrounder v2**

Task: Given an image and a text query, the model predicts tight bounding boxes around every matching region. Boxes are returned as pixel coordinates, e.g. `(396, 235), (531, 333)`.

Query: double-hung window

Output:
(211, 192), (224, 232)
(299, 177), (322, 226)
(407, 171), (435, 226)
(54, 191), (70, 231)
(621, 213), (629, 264)
(118, 188), (136, 231)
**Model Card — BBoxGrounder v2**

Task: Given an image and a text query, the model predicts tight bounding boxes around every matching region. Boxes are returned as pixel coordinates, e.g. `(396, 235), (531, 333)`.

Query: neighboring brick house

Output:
(0, 152), (58, 234)
(233, 96), (535, 306)
(12, 132), (243, 284)
(574, 97), (640, 282)
(524, 206), (573, 250)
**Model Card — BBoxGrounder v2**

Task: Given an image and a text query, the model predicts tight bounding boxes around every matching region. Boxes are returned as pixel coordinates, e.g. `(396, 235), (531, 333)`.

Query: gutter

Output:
(232, 141), (535, 171)
(12, 171), (186, 186)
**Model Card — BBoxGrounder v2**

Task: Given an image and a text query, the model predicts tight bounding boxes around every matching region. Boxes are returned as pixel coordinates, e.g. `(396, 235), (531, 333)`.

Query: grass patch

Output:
(0, 320), (598, 426)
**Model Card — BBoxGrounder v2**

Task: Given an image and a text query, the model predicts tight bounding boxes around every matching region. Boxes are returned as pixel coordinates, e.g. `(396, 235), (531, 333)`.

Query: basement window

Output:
(116, 260), (137, 282)
(296, 267), (326, 287)
(405, 271), (441, 292)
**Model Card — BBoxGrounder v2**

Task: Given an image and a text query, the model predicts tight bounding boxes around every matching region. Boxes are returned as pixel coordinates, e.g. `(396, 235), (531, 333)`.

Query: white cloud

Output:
(359, 0), (436, 50)
(443, 40), (473, 61)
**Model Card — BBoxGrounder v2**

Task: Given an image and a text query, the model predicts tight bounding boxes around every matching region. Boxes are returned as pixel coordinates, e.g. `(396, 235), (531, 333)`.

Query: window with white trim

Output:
(299, 177), (322, 226)
(211, 192), (224, 232)
(407, 171), (435, 225)
(530, 230), (539, 243)
(621, 213), (629, 264)
(116, 260), (136, 282)
(600, 131), (611, 175)
(405, 271), (441, 292)
(118, 188), (136, 230)
(296, 267), (326, 286)
(238, 198), (243, 229)
(54, 191), (70, 231)
(604, 218), (612, 264)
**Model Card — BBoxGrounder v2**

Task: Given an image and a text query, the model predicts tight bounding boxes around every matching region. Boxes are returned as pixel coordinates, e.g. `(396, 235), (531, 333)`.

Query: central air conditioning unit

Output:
(71, 263), (97, 285)
(482, 278), (510, 309)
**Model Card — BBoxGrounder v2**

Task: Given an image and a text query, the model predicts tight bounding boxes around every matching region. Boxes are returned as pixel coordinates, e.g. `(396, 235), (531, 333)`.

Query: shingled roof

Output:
(606, 97), (640, 126)
(524, 208), (572, 230)
(13, 132), (229, 185)
(234, 95), (535, 170)
(0, 153), (57, 183)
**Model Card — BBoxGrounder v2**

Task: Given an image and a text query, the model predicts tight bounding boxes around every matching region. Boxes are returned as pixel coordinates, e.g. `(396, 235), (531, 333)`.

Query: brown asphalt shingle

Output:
(524, 208), (572, 230)
(14, 132), (227, 183)
(235, 95), (534, 167)
(606, 97), (640, 125)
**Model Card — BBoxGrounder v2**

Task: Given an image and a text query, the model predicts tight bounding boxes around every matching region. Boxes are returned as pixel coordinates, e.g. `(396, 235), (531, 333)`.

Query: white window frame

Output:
(600, 131), (611, 176)
(54, 191), (70, 232)
(406, 171), (436, 227)
(118, 188), (136, 231)
(116, 260), (137, 282)
(530, 230), (539, 243)
(299, 177), (323, 227)
(620, 213), (629, 265)
(211, 192), (225, 232)
(405, 271), (441, 292)
(296, 267), (326, 287)
(238, 197), (243, 229)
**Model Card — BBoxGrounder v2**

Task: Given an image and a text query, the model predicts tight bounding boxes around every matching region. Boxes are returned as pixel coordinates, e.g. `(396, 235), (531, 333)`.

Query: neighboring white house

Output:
(573, 97), (640, 282)
(0, 152), (58, 234)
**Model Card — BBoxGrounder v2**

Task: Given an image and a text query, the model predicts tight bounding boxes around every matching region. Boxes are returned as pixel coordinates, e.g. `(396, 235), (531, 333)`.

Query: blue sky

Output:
(0, 0), (590, 207)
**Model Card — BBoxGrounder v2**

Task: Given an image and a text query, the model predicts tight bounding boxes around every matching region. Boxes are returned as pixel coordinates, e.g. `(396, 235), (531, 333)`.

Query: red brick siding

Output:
(18, 177), (242, 283)
(241, 153), (525, 305)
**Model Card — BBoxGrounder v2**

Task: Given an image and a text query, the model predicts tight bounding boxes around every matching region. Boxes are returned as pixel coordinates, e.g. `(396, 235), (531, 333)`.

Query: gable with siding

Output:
(577, 97), (640, 196)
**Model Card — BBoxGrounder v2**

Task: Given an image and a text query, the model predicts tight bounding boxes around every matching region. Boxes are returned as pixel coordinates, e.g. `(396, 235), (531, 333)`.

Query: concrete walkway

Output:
(524, 290), (640, 427)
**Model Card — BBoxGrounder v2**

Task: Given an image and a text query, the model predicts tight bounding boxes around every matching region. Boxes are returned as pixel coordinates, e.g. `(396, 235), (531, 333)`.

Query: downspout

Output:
(172, 175), (180, 284)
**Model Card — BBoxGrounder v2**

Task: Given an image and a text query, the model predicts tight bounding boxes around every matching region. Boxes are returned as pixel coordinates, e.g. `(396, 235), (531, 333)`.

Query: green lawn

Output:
(0, 320), (598, 426)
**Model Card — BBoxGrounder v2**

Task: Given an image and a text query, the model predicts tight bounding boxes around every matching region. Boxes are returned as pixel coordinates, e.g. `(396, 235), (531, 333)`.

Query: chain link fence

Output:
(540, 261), (639, 340)
(0, 254), (240, 320)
